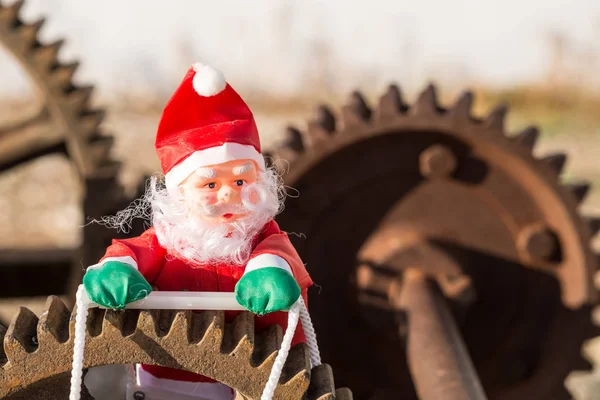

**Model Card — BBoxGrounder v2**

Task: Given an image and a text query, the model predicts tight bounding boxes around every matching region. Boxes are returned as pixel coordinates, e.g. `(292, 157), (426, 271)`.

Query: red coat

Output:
(100, 220), (312, 382)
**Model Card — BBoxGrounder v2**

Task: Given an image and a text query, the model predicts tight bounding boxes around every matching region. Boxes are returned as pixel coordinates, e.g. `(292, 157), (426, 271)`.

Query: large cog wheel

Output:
(270, 84), (600, 399)
(0, 0), (146, 308)
(0, 296), (352, 399)
(0, 0), (117, 179)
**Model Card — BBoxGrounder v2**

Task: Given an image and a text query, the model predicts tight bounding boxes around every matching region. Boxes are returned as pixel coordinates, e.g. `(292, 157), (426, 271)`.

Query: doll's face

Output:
(179, 159), (258, 224)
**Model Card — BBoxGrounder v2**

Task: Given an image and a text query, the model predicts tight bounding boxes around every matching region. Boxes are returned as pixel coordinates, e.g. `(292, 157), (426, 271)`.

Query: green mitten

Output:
(235, 267), (301, 315)
(83, 261), (152, 309)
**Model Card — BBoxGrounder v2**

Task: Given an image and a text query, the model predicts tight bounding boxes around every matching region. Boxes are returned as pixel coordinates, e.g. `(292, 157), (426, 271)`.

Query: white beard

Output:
(148, 168), (284, 266)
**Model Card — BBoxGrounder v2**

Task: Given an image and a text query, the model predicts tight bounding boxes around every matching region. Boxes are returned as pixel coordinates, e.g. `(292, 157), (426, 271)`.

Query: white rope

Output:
(68, 288), (321, 400)
(260, 297), (321, 400)
(69, 285), (90, 400)
(261, 301), (300, 400)
(298, 296), (321, 368)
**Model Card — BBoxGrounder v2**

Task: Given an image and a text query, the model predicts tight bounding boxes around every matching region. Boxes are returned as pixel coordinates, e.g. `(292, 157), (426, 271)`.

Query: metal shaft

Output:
(391, 270), (488, 400)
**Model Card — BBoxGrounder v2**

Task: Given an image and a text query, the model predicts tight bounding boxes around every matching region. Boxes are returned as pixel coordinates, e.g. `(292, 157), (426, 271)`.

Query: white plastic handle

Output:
(88, 291), (246, 311)
(71, 287), (320, 400)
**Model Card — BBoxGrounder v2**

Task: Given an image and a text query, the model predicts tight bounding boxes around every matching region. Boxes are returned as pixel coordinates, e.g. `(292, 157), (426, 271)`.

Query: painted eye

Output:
(205, 182), (216, 189)
(236, 180), (245, 186)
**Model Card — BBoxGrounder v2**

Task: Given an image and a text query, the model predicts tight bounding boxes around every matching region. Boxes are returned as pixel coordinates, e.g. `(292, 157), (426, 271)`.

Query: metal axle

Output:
(391, 269), (488, 400)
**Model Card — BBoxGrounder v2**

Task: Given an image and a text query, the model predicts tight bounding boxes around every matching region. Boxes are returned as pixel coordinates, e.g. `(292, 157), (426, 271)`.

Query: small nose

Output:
(218, 186), (238, 203)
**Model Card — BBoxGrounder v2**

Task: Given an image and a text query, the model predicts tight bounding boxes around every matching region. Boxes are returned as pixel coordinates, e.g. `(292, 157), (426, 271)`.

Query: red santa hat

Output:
(155, 62), (265, 190)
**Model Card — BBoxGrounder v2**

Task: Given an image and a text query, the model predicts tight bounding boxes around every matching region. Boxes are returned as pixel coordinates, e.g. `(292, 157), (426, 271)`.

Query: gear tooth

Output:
(586, 217), (600, 237)
(484, 104), (508, 134)
(252, 324), (282, 368)
(541, 153), (567, 176)
(91, 159), (121, 180)
(65, 84), (94, 113)
(413, 84), (441, 116)
(513, 126), (539, 152)
(375, 84), (405, 121)
(153, 310), (177, 338)
(50, 61), (80, 91)
(314, 105), (336, 133)
(17, 18), (44, 49)
(195, 310), (225, 347)
(305, 364), (336, 400)
(280, 343), (311, 384)
(87, 135), (114, 165)
(283, 126), (305, 153)
(5, 307), (39, 357)
(85, 308), (106, 338)
(272, 126), (305, 171)
(449, 91), (474, 120)
(349, 91), (372, 120)
(334, 388), (354, 399)
(341, 91), (371, 129)
(167, 310), (194, 342)
(37, 296), (69, 344)
(105, 309), (142, 337)
(0, 0), (24, 24)
(306, 120), (333, 144)
(136, 310), (158, 336)
(32, 39), (63, 71)
(262, 151), (275, 169)
(221, 312), (254, 359)
(187, 310), (224, 345)
(79, 108), (105, 137)
(565, 182), (591, 205)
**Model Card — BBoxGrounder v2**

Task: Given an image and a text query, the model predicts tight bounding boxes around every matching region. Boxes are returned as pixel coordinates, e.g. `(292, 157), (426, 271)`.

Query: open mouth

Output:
(223, 213), (233, 218)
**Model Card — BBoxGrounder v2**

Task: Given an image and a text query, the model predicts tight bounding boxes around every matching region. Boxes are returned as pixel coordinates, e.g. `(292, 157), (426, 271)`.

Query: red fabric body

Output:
(101, 220), (312, 383)
(155, 67), (261, 175)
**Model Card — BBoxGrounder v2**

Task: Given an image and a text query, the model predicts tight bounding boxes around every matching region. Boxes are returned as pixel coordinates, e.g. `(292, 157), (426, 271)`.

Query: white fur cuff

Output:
(87, 256), (138, 271)
(244, 254), (292, 275)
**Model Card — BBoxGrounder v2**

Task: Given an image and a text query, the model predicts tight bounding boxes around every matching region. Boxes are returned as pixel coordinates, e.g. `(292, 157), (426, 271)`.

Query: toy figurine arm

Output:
(95, 227), (168, 284)
(235, 221), (313, 315)
(244, 221), (313, 290)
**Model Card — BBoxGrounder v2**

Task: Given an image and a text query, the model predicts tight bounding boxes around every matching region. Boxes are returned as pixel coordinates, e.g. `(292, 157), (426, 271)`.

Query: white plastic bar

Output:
(87, 292), (246, 311)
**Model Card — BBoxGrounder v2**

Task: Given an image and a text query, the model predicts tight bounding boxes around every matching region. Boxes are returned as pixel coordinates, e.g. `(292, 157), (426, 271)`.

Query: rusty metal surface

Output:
(565, 272), (600, 399)
(0, 0), (149, 305)
(0, 296), (350, 399)
(392, 270), (487, 400)
(273, 85), (600, 399)
(0, 0), (116, 179)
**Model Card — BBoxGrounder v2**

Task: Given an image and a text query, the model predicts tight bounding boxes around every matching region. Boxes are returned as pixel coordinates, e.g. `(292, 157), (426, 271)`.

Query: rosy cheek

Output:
(184, 190), (217, 206)
(248, 190), (259, 204)
(198, 193), (218, 205)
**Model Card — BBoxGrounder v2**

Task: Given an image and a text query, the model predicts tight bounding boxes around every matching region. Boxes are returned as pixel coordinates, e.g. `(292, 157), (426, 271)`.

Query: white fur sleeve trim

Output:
(244, 254), (292, 275)
(87, 256), (138, 271)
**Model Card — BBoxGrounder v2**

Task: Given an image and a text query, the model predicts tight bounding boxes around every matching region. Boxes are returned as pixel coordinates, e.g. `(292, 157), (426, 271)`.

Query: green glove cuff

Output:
(235, 267), (301, 315)
(83, 261), (152, 309)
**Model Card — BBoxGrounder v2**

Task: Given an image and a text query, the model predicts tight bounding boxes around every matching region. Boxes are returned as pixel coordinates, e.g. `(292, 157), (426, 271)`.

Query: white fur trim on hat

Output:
(165, 142), (266, 190)
(192, 63), (226, 97)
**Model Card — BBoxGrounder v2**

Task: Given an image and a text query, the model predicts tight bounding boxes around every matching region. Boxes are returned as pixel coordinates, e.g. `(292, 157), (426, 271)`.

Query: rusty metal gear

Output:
(271, 84), (600, 399)
(0, 0), (116, 178)
(565, 271), (600, 399)
(0, 0), (146, 303)
(0, 296), (352, 399)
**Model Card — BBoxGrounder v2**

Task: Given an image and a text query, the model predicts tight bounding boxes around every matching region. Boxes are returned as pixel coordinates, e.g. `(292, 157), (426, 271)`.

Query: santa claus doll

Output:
(82, 63), (313, 400)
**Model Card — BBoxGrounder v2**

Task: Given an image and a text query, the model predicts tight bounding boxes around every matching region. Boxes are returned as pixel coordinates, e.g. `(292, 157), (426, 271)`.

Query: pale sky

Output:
(1, 0), (599, 101)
